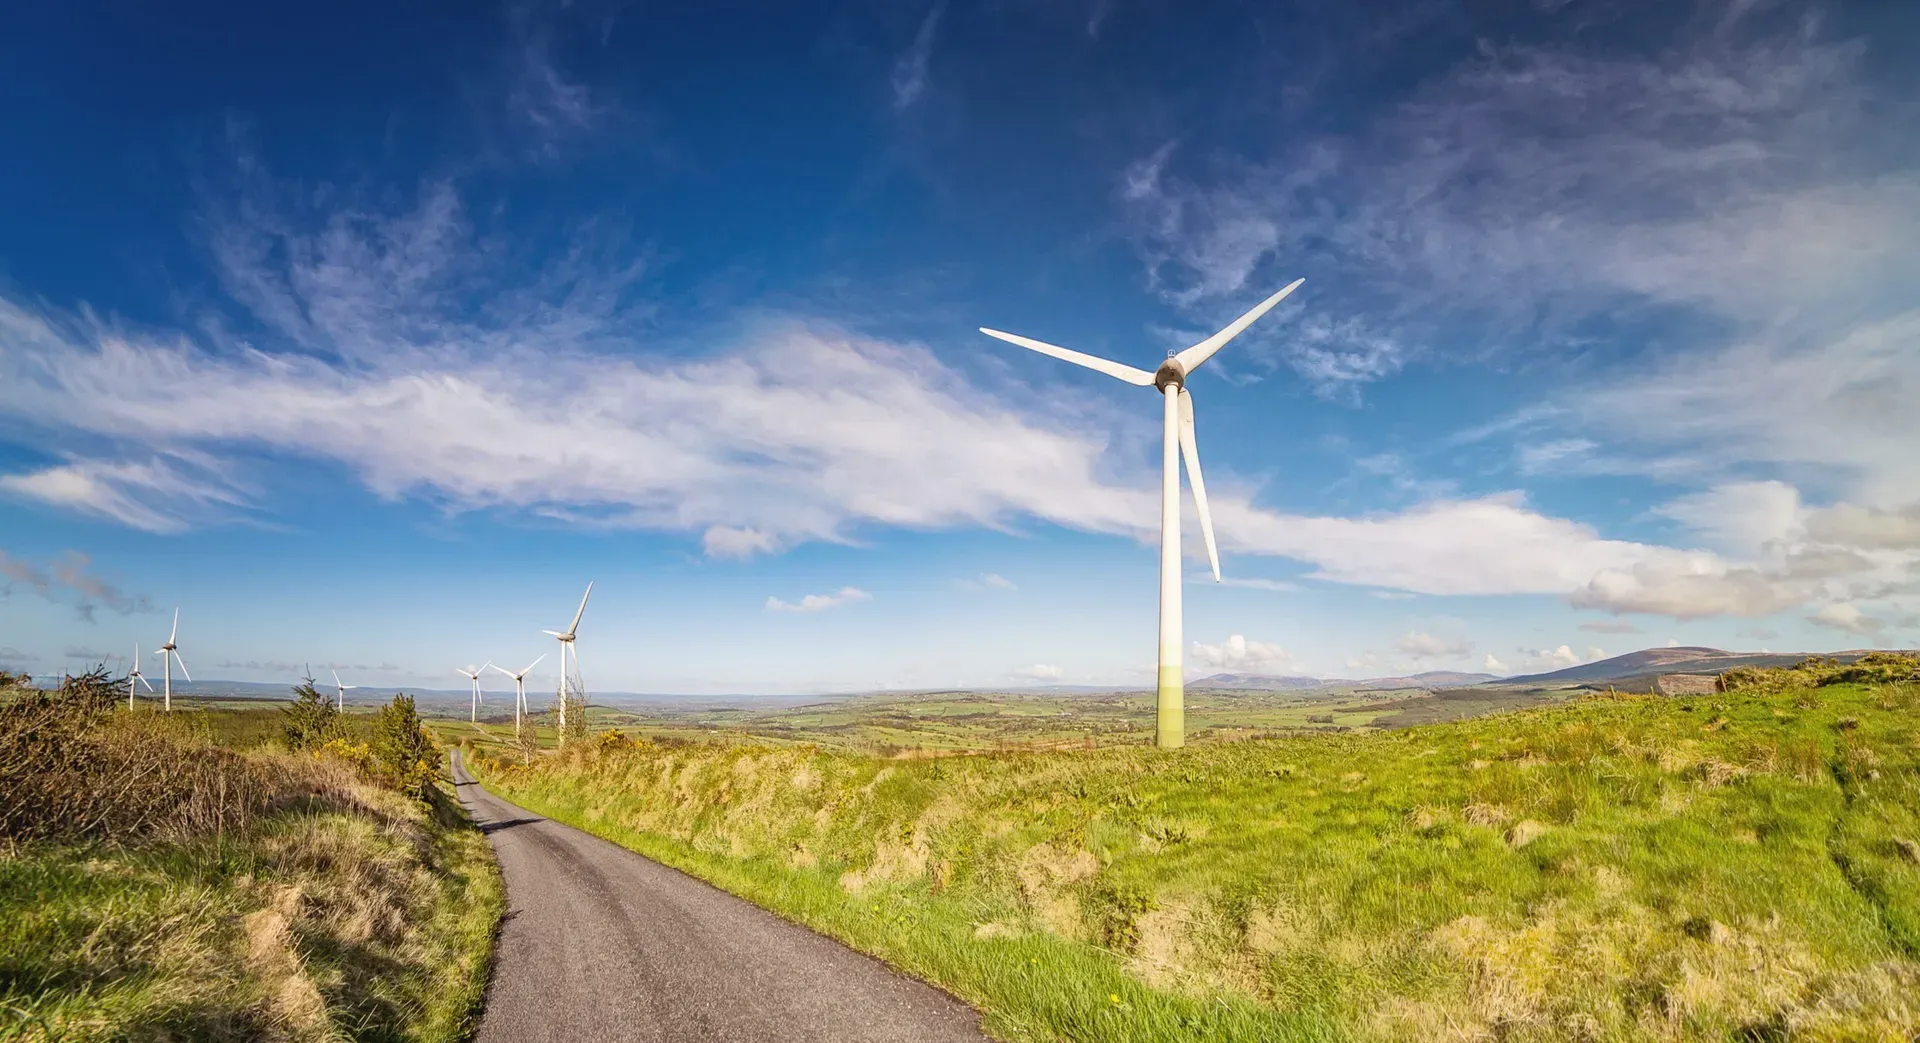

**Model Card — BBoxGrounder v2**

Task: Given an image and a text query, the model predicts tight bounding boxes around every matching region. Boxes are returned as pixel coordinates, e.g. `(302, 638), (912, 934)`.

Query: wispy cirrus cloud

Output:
(890, 2), (945, 111)
(1119, 14), (1920, 394)
(0, 159), (1860, 624)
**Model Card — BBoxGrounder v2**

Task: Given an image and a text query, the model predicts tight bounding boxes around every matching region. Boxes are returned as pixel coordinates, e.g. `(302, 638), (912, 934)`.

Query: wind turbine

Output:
(454, 664), (491, 724)
(126, 642), (154, 709)
(154, 608), (190, 712)
(330, 669), (358, 711)
(488, 655), (547, 736)
(542, 582), (592, 741)
(979, 278), (1303, 749)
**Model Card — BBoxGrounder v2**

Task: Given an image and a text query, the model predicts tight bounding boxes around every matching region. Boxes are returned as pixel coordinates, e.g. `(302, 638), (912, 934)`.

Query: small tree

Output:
(372, 694), (438, 800)
(59, 664), (122, 713)
(283, 674), (338, 750)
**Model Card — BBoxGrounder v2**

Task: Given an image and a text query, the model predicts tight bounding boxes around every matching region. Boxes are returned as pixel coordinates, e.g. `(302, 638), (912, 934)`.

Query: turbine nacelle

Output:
(1152, 357), (1187, 392)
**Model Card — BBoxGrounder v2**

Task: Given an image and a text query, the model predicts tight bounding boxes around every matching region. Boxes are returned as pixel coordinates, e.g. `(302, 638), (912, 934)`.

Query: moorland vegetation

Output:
(467, 655), (1920, 1042)
(0, 669), (502, 1042)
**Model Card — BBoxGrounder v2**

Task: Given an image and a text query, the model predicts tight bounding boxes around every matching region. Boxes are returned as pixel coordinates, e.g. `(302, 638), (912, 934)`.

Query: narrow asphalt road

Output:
(450, 752), (988, 1043)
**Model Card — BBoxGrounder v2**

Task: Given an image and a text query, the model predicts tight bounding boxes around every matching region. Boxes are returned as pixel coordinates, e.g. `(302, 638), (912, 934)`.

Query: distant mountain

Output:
(1354, 671), (1502, 690)
(1191, 673), (1327, 691)
(1191, 670), (1499, 692)
(1501, 646), (1907, 688)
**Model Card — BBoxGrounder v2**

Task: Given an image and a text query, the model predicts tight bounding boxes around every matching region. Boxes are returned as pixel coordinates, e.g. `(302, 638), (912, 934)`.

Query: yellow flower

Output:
(1109, 993), (1120, 1004)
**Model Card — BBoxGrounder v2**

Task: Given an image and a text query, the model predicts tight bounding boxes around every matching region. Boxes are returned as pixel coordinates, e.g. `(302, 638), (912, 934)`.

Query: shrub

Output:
(371, 694), (440, 800)
(0, 690), (276, 844)
(282, 674), (339, 750)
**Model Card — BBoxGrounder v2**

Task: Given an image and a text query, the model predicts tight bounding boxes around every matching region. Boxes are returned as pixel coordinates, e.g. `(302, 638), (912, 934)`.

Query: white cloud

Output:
(1483, 653), (1509, 674)
(3, 167), (1895, 627)
(1586, 646), (1608, 662)
(979, 572), (1016, 590)
(1808, 602), (1884, 636)
(1191, 634), (1294, 671)
(765, 587), (872, 613)
(1216, 577), (1300, 592)
(1520, 645), (1583, 671)
(890, 3), (943, 110)
(1395, 630), (1473, 661)
(702, 527), (781, 559)
(1579, 619), (1640, 635)
(1014, 663), (1063, 681)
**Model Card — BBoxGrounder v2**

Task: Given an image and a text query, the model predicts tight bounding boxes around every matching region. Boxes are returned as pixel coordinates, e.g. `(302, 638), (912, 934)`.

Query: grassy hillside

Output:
(0, 685), (503, 1042)
(467, 664), (1920, 1042)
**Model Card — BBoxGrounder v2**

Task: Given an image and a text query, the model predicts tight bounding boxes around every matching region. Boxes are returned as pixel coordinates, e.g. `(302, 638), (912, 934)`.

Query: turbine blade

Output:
(567, 583), (592, 635)
(1173, 278), (1303, 374)
(173, 652), (190, 683)
(332, 669), (343, 687)
(1177, 388), (1221, 582)
(542, 629), (566, 639)
(978, 328), (1156, 386)
(523, 653), (547, 675)
(169, 607), (179, 645)
(487, 663), (514, 677)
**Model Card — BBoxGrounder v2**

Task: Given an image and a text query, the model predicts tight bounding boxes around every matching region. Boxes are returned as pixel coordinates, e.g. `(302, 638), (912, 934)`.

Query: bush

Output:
(372, 694), (440, 800)
(0, 690), (277, 844)
(282, 674), (339, 750)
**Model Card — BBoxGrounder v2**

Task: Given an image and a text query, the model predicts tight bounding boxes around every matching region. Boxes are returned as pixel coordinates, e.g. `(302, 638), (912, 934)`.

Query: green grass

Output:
(468, 680), (1920, 1042)
(1, 704), (504, 1042)
(434, 687), (1549, 759)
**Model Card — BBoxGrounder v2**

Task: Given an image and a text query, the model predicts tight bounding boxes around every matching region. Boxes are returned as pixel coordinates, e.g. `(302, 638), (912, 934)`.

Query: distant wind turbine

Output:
(330, 669), (358, 711)
(979, 278), (1304, 748)
(488, 655), (547, 737)
(126, 642), (155, 710)
(154, 608), (190, 712)
(543, 582), (592, 741)
(455, 664), (491, 724)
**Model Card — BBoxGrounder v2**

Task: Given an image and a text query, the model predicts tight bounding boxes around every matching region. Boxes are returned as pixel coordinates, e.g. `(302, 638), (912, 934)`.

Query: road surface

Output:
(451, 752), (988, 1043)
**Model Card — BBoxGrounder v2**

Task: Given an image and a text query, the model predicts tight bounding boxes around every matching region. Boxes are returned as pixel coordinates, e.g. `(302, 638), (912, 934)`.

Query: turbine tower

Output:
(154, 608), (190, 712)
(543, 582), (592, 741)
(126, 642), (154, 710)
(488, 655), (547, 736)
(454, 664), (491, 724)
(330, 669), (358, 711)
(979, 278), (1303, 748)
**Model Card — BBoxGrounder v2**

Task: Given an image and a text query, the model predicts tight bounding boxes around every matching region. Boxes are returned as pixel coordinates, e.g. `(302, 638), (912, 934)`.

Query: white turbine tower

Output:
(154, 608), (190, 712)
(455, 664), (491, 724)
(979, 278), (1303, 749)
(330, 669), (358, 711)
(488, 655), (547, 736)
(127, 642), (154, 710)
(543, 582), (592, 741)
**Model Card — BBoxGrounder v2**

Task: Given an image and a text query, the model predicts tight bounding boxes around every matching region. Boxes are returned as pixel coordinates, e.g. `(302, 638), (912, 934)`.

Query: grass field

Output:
(432, 685), (1574, 759)
(1, 697), (504, 1042)
(466, 670), (1920, 1042)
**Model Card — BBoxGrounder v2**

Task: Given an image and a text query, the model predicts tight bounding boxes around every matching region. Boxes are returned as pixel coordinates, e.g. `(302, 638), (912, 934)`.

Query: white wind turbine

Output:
(330, 669), (358, 711)
(542, 582), (592, 741)
(127, 642), (155, 710)
(979, 278), (1304, 749)
(488, 655), (547, 736)
(455, 663), (491, 724)
(154, 608), (190, 712)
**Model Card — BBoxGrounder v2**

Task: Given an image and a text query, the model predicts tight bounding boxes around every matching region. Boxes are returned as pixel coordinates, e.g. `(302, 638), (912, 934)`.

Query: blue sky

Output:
(3, 0), (1918, 695)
